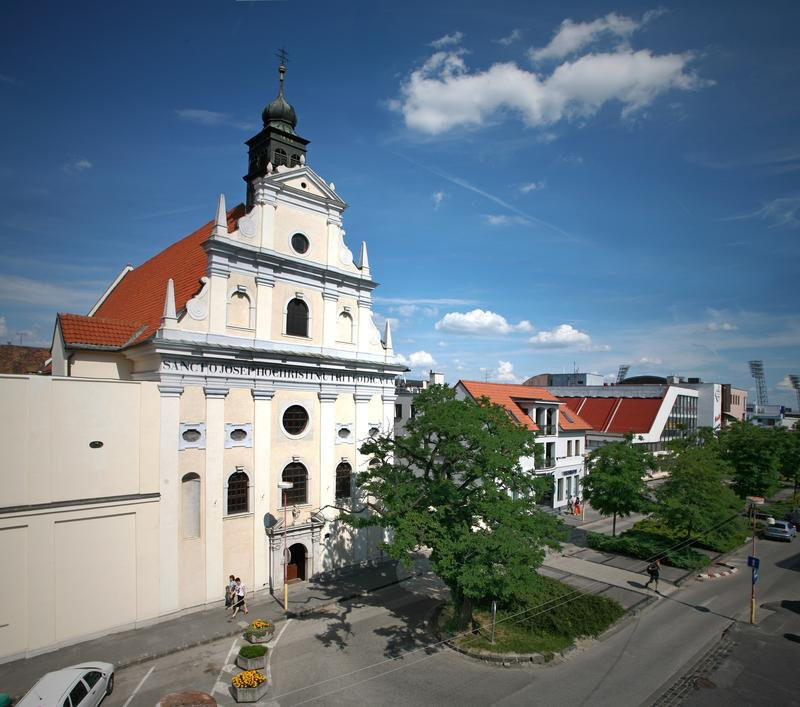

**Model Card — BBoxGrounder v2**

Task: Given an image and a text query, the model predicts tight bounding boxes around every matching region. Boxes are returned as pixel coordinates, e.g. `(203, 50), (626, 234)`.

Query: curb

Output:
(696, 564), (739, 581)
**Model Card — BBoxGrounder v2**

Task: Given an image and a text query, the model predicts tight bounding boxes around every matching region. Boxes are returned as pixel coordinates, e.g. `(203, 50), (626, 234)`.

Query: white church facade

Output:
(0, 63), (405, 661)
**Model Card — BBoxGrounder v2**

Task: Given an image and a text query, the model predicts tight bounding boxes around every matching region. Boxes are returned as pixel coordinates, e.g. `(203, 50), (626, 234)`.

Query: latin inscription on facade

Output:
(161, 358), (385, 384)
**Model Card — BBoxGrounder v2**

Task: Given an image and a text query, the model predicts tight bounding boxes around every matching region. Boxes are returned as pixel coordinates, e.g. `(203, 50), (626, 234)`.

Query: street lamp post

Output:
(277, 481), (293, 613)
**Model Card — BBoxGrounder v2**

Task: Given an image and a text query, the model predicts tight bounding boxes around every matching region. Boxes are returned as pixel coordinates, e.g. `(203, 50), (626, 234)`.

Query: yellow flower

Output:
(250, 619), (272, 630)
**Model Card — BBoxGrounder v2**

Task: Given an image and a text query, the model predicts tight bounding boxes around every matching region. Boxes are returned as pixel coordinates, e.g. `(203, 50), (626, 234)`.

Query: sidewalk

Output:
(0, 559), (417, 702)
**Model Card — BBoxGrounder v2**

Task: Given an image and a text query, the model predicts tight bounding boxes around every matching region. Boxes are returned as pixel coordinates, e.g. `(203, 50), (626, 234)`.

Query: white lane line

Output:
(122, 665), (154, 707)
(211, 637), (241, 696)
(266, 619), (292, 688)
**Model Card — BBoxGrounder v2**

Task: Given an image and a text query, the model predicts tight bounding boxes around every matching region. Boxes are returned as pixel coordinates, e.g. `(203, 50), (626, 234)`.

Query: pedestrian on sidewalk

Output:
(644, 559), (661, 592)
(574, 498), (581, 517)
(225, 574), (236, 609)
(229, 577), (248, 620)
(566, 496), (574, 515)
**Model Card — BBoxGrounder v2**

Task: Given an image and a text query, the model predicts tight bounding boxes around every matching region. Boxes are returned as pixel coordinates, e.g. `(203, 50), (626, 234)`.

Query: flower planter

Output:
(244, 627), (274, 644)
(235, 654), (266, 671)
(232, 682), (269, 703)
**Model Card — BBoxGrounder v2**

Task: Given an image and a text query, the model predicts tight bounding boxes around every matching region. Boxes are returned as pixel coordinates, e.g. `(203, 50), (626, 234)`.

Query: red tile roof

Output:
(58, 313), (146, 349)
(0, 344), (50, 374)
(558, 396), (662, 435)
(458, 380), (592, 432)
(59, 205), (245, 350)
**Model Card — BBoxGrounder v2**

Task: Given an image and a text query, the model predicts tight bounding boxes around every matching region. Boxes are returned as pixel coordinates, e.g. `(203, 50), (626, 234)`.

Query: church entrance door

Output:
(287, 543), (306, 582)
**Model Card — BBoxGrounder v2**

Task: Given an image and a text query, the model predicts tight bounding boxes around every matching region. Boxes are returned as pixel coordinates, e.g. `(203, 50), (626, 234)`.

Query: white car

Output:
(17, 662), (114, 706)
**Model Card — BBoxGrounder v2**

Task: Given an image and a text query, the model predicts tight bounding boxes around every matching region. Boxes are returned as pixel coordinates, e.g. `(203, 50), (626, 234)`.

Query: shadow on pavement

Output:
(775, 552), (800, 572)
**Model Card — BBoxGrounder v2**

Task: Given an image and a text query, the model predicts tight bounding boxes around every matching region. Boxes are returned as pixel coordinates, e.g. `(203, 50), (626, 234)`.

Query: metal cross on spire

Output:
(276, 47), (290, 67)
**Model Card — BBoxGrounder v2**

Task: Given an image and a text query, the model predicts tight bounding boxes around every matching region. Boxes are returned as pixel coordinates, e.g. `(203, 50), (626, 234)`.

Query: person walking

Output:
(229, 577), (248, 620)
(225, 574), (236, 609)
(566, 496), (574, 515)
(644, 559), (661, 592)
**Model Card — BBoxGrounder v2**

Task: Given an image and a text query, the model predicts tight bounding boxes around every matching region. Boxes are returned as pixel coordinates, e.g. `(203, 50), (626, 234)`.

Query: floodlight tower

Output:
(748, 360), (768, 406)
(616, 364), (630, 384)
(789, 374), (800, 411)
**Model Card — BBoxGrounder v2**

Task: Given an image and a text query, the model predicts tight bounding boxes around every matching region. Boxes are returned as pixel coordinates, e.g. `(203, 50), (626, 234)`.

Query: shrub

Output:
(238, 644), (268, 659)
(633, 517), (749, 554)
(231, 670), (266, 689)
(587, 530), (709, 570)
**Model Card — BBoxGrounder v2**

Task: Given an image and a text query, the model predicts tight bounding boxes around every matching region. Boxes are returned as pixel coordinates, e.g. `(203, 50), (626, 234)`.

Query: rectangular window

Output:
(567, 440), (573, 456)
(575, 440), (581, 455)
(395, 403), (402, 420)
(557, 477), (564, 501)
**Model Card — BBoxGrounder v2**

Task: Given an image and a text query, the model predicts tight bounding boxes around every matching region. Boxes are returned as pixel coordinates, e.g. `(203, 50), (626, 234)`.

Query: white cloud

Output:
(175, 109), (255, 131)
(432, 190), (445, 208)
(430, 31), (464, 49)
(0, 315), (6, 337)
(706, 321), (738, 331)
(519, 180), (545, 193)
(496, 360), (519, 382)
(394, 30), (706, 135)
(530, 12), (642, 62)
(436, 309), (533, 336)
(62, 158), (92, 174)
(0, 274), (104, 309)
(372, 312), (400, 331)
(639, 356), (663, 365)
(484, 214), (529, 226)
(777, 375), (797, 391)
(496, 29), (522, 46)
(389, 303), (440, 318)
(437, 340), (447, 347)
(528, 324), (591, 348)
(731, 196), (800, 230)
(397, 350), (437, 369)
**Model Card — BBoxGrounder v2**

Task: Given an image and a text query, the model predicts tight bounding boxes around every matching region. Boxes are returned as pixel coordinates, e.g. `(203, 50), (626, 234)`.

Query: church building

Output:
(0, 62), (405, 660)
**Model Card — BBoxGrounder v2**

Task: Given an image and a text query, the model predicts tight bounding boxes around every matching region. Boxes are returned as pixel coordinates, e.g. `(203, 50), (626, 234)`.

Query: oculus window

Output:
(291, 233), (309, 254)
(283, 405), (309, 435)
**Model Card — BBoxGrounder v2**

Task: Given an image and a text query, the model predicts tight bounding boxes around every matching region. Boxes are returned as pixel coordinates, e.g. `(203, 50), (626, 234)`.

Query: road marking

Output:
(211, 637), (240, 696)
(122, 665), (154, 707)
(267, 618), (292, 687)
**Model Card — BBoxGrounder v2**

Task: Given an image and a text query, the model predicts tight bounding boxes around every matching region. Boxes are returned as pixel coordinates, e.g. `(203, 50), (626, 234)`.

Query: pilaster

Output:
(208, 263), (230, 335)
(252, 385), (275, 591)
(356, 296), (373, 352)
(158, 384), (183, 615)
(321, 291), (338, 349)
(354, 390), (373, 473)
(255, 274), (275, 340)
(260, 202), (277, 250)
(204, 386), (229, 603)
(381, 392), (397, 437)
(318, 390), (338, 514)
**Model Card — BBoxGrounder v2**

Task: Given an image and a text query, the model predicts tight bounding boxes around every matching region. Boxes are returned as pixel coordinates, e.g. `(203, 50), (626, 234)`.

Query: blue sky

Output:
(1, 1), (798, 406)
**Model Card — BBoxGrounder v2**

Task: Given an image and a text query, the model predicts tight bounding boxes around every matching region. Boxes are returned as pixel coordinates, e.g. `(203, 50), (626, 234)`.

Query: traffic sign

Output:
(747, 555), (760, 569)
(752, 567), (759, 584)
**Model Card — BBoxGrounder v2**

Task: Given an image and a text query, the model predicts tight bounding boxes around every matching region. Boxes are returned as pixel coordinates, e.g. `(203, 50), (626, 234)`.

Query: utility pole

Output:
(746, 496), (762, 624)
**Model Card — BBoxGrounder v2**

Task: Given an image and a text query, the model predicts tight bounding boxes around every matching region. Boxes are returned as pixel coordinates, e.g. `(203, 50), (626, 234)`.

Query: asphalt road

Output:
(104, 535), (798, 706)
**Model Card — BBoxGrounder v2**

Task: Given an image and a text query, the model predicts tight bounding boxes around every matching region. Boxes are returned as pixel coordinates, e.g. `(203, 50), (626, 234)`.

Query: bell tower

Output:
(244, 49), (309, 208)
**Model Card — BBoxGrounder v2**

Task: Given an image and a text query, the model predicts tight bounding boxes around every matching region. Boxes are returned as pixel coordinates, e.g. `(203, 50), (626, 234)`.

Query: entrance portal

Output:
(287, 543), (307, 581)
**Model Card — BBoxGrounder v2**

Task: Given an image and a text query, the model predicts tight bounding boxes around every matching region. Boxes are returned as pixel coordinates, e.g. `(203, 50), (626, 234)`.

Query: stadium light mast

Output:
(748, 360), (768, 406)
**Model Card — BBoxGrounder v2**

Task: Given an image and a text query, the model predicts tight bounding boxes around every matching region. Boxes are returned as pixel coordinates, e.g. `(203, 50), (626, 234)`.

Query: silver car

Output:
(763, 520), (796, 542)
(17, 662), (114, 706)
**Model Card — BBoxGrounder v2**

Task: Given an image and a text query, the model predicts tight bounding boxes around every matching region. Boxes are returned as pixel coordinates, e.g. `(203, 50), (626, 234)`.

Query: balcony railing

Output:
(542, 457), (556, 469)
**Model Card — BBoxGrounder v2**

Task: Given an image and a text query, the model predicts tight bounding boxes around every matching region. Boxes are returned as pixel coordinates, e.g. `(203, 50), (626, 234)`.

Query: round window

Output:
(369, 427), (380, 437)
(230, 428), (248, 442)
(338, 427), (351, 439)
(182, 429), (201, 442)
(283, 405), (309, 435)
(291, 233), (309, 254)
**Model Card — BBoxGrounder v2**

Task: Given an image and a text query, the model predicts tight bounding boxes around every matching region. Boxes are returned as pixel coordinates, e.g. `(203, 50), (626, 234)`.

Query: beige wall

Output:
(0, 375), (161, 662)
(69, 351), (132, 380)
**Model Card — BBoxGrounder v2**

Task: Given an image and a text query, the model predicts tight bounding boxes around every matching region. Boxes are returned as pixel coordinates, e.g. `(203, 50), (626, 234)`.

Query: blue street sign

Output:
(747, 555), (760, 569)
(752, 567), (759, 584)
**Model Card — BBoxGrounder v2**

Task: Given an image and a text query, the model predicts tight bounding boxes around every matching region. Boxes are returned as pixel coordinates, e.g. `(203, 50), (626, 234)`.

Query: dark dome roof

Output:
(262, 87), (297, 132)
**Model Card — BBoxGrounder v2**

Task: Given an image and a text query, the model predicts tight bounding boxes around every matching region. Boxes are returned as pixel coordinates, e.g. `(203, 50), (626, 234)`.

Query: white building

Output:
(454, 380), (591, 508)
(0, 64), (405, 662)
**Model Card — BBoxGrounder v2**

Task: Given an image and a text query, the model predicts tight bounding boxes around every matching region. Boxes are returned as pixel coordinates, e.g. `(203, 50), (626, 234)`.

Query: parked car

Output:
(763, 520), (796, 542)
(16, 662), (114, 706)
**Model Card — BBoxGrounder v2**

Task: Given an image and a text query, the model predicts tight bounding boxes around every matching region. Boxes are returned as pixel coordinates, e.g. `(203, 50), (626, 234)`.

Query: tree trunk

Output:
(612, 511), (617, 537)
(452, 590), (474, 631)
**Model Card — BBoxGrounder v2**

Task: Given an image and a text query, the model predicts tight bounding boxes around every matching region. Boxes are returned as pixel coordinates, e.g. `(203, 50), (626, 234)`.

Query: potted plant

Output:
(231, 670), (268, 703)
(243, 618), (274, 644)
(236, 644), (268, 670)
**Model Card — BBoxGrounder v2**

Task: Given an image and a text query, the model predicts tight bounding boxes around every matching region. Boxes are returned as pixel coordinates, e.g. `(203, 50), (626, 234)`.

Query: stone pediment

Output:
(264, 166), (346, 207)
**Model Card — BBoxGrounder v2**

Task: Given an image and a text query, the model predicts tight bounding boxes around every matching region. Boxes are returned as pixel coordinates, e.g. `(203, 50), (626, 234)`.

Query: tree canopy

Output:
(342, 385), (564, 628)
(581, 438), (652, 536)
(719, 421), (782, 498)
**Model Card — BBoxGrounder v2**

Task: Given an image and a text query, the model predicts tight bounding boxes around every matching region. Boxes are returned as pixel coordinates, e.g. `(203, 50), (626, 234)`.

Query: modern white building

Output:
(0, 64), (405, 662)
(454, 381), (592, 508)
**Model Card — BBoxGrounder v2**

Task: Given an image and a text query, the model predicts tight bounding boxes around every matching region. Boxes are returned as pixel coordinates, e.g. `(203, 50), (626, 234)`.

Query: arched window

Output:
(227, 470), (249, 514)
(181, 473), (201, 538)
(282, 462), (308, 505)
(274, 147), (287, 166)
(336, 311), (353, 343)
(227, 290), (252, 328)
(290, 153), (301, 167)
(335, 462), (352, 500)
(286, 298), (309, 337)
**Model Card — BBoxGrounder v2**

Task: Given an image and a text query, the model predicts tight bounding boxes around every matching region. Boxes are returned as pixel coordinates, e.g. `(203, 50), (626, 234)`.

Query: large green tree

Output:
(776, 427), (800, 495)
(719, 422), (782, 498)
(581, 438), (652, 536)
(655, 444), (742, 541)
(342, 385), (563, 629)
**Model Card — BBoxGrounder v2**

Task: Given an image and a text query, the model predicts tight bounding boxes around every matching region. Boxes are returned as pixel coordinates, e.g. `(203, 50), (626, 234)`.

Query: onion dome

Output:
(262, 64), (297, 134)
